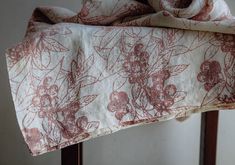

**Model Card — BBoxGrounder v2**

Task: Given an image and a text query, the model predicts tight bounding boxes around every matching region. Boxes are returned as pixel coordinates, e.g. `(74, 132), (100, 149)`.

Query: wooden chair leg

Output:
(61, 143), (83, 165)
(200, 111), (219, 165)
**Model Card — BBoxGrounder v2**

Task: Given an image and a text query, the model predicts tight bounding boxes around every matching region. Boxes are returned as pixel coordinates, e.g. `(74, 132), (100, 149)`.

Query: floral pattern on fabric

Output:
(5, 0), (235, 156)
(197, 61), (223, 92)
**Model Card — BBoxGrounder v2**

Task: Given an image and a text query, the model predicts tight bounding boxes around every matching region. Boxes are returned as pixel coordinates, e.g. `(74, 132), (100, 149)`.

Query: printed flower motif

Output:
(107, 91), (130, 120)
(145, 70), (176, 115)
(7, 39), (34, 65)
(142, 67), (186, 116)
(151, 70), (170, 87)
(218, 94), (235, 103)
(7, 26), (70, 68)
(123, 43), (149, 84)
(60, 112), (79, 138)
(197, 60), (222, 91)
(61, 113), (99, 139)
(22, 128), (42, 153)
(32, 77), (59, 117)
(215, 33), (235, 57)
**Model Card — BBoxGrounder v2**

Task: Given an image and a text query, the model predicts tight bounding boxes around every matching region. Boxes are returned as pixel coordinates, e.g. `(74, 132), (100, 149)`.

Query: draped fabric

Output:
(5, 0), (235, 155)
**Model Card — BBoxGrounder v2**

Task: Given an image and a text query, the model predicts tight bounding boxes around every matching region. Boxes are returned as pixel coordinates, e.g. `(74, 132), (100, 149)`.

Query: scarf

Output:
(5, 0), (235, 155)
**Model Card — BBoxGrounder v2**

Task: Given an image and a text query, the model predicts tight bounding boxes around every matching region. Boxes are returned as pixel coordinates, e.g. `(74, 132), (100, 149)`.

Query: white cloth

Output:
(5, 0), (235, 155)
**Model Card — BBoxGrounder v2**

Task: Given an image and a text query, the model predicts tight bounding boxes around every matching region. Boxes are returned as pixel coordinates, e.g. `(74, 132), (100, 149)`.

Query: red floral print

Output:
(218, 94), (235, 103)
(197, 60), (222, 91)
(7, 39), (34, 65)
(23, 128), (42, 153)
(7, 26), (70, 68)
(32, 77), (59, 118)
(145, 70), (176, 115)
(74, 0), (153, 25)
(6, 0), (235, 156)
(123, 43), (149, 84)
(60, 111), (78, 138)
(215, 33), (235, 57)
(108, 91), (131, 121)
(60, 114), (99, 139)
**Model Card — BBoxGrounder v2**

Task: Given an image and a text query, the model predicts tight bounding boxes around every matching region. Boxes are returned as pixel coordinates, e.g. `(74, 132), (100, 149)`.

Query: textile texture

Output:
(5, 0), (235, 155)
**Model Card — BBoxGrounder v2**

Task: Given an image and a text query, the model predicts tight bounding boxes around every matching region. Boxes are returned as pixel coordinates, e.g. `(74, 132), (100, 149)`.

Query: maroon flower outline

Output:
(145, 70), (177, 115)
(197, 60), (222, 91)
(123, 43), (149, 84)
(107, 91), (132, 121)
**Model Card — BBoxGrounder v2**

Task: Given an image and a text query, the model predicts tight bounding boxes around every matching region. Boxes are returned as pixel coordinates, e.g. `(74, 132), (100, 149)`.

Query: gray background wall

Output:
(0, 1), (234, 165)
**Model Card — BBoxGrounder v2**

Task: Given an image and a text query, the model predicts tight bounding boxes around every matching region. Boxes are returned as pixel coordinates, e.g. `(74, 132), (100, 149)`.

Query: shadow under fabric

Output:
(5, 0), (235, 156)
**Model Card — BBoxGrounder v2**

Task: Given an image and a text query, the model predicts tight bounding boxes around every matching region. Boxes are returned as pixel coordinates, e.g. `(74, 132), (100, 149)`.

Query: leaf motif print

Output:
(51, 124), (62, 144)
(80, 75), (98, 87)
(57, 77), (70, 105)
(169, 45), (189, 56)
(85, 121), (99, 132)
(94, 46), (112, 60)
(174, 91), (187, 103)
(40, 37), (69, 52)
(15, 72), (31, 104)
(22, 112), (37, 128)
(45, 26), (72, 36)
(139, 91), (148, 108)
(79, 95), (98, 109)
(166, 64), (189, 76)
(204, 45), (219, 60)
(224, 53), (235, 70)
(112, 76), (127, 91)
(152, 53), (171, 70)
(83, 55), (94, 73)
(42, 118), (53, 134)
(68, 60), (79, 85)
(36, 52), (50, 68)
(36, 27), (71, 54)
(58, 101), (80, 113)
(34, 27), (71, 56)
(197, 31), (207, 42)
(131, 84), (141, 100)
(227, 76), (235, 89)
(43, 58), (64, 84)
(107, 49), (122, 71)
(9, 56), (28, 79)
(201, 81), (226, 106)
(162, 29), (176, 46)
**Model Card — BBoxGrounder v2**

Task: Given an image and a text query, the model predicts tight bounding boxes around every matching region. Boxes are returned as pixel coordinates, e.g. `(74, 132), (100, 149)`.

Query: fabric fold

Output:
(5, 0), (235, 155)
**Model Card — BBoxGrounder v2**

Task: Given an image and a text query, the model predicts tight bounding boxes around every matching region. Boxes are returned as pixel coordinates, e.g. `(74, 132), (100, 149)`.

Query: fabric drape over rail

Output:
(5, 0), (235, 155)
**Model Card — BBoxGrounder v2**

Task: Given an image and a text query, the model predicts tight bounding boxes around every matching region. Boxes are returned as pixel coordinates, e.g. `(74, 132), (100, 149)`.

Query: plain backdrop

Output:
(0, 1), (234, 165)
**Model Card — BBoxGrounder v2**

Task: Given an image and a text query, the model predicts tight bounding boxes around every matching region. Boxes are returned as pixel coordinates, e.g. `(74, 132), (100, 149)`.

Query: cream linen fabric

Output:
(5, 0), (235, 155)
